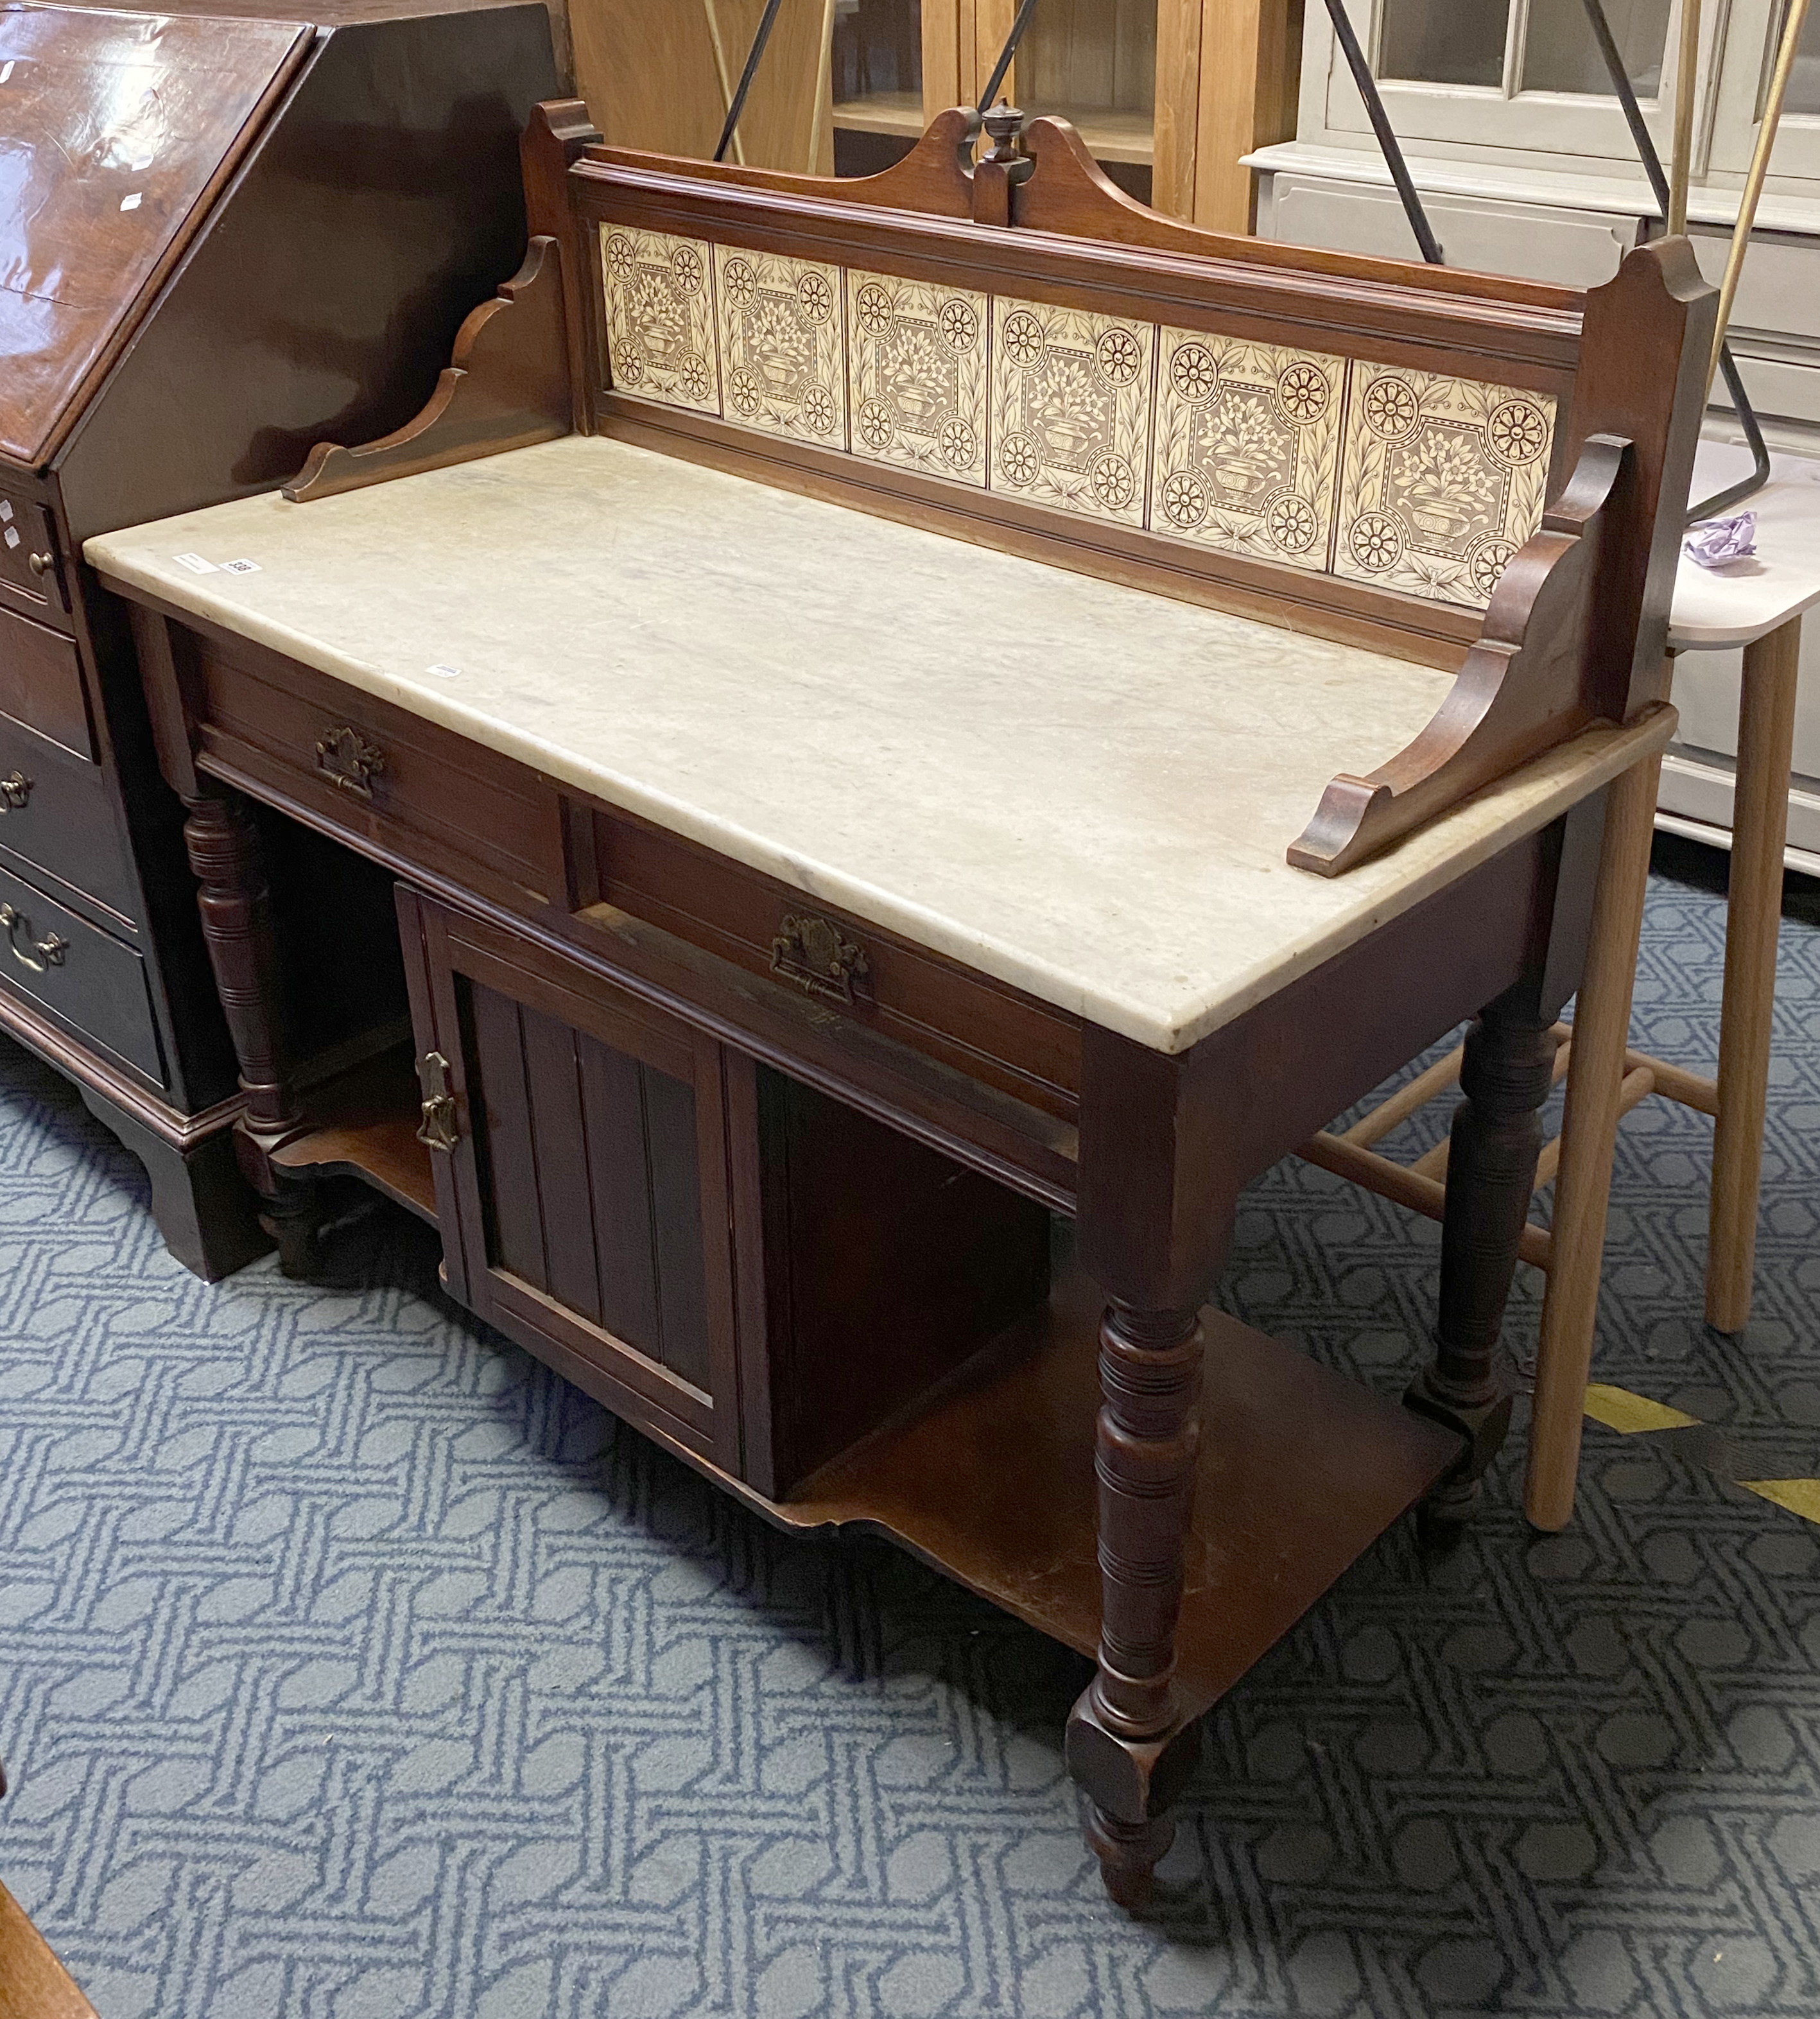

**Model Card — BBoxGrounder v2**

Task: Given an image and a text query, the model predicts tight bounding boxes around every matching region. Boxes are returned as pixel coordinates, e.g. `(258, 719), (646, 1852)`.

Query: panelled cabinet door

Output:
(396, 886), (742, 1471)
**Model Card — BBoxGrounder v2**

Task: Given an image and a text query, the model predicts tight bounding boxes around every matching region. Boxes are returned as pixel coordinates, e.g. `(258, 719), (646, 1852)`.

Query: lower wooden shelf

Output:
(272, 1044), (437, 1222)
(277, 1050), (1457, 1721)
(766, 1257), (1460, 1719)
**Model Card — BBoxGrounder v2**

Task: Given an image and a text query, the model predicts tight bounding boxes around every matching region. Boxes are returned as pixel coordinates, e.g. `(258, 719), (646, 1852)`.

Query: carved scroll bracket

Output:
(1288, 434), (1634, 878)
(283, 236), (572, 504)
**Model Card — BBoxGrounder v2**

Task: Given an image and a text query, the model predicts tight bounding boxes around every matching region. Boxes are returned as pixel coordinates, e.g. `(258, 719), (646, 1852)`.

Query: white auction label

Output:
(220, 558), (262, 575)
(173, 551), (216, 573)
(426, 664), (462, 679)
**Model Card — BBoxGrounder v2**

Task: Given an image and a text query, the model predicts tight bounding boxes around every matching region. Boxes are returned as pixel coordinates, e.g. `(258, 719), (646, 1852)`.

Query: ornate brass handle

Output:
(0, 771), (31, 811)
(770, 910), (871, 1005)
(0, 901), (68, 973)
(415, 1050), (460, 1150)
(316, 725), (386, 801)
(28, 551), (55, 579)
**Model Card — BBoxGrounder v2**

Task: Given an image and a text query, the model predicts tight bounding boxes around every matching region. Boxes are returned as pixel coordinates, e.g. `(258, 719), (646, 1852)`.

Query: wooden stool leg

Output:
(1525, 753), (1663, 1530)
(1707, 616), (1801, 1333)
(1408, 988), (1557, 1527)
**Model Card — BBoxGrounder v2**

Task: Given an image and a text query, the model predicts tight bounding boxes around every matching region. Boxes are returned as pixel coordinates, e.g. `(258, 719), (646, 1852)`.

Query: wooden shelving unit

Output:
(831, 87), (926, 137)
(765, 1254), (1459, 1714)
(268, 1032), (1455, 1714)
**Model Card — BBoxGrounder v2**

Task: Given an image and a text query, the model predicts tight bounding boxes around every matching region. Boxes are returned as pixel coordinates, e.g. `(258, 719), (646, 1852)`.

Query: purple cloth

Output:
(1684, 511), (1758, 568)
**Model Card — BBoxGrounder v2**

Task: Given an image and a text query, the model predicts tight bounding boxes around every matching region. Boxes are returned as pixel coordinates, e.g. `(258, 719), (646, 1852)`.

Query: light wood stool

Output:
(1303, 456), (1819, 1531)
(0, 1877), (99, 2019)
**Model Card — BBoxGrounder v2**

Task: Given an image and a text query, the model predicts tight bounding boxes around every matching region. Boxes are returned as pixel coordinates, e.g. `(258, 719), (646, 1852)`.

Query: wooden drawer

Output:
(0, 715), (139, 924)
(1689, 227), (1820, 346)
(571, 804), (1082, 1121)
(191, 633), (560, 908)
(0, 485), (71, 630)
(1264, 171), (1639, 290)
(0, 605), (94, 761)
(0, 859), (164, 1082)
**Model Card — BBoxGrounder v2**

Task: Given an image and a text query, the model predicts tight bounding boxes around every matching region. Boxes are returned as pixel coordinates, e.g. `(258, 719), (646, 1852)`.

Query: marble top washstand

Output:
(87, 435), (1670, 1055)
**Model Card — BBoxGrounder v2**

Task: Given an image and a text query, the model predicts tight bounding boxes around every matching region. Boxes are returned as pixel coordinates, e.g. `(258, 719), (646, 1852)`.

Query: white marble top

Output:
(1670, 442), (1820, 651)
(87, 435), (1669, 1055)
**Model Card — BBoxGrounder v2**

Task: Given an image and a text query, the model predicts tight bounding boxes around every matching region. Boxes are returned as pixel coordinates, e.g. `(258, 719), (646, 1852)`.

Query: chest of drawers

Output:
(0, 0), (557, 1274)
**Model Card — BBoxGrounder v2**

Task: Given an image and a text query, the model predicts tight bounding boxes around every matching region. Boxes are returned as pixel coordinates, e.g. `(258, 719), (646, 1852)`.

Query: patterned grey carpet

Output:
(1, 838), (1816, 2019)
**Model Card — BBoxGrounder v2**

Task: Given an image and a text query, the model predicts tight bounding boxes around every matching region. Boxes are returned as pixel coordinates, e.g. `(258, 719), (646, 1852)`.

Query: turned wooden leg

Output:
(1707, 618), (1800, 1334)
(1525, 752), (1662, 1530)
(1064, 1298), (1205, 1912)
(1408, 987), (1557, 1528)
(182, 790), (319, 1277)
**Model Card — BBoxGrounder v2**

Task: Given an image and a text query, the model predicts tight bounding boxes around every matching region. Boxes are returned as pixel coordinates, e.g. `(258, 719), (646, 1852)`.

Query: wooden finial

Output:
(972, 100), (1034, 226)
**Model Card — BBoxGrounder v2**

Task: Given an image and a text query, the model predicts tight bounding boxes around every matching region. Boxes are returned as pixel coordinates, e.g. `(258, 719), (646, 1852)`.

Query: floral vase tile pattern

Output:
(1148, 328), (1346, 572)
(600, 226), (720, 415)
(1333, 367), (1557, 607)
(713, 245), (847, 449)
(987, 296), (1155, 526)
(845, 270), (989, 488)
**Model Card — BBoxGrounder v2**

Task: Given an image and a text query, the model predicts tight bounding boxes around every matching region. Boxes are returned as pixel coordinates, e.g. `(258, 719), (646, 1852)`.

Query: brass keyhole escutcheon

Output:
(415, 1050), (460, 1151)
(0, 901), (68, 973)
(0, 771), (32, 811)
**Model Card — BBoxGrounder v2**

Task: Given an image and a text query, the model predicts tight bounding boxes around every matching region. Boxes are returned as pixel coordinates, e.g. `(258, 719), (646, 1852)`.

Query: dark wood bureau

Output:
(0, 0), (557, 1274)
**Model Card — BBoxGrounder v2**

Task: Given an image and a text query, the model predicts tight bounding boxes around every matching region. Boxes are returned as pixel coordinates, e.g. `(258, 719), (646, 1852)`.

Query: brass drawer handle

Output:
(770, 910), (871, 1005)
(415, 1050), (460, 1150)
(0, 771), (31, 811)
(0, 901), (68, 973)
(28, 551), (55, 579)
(316, 725), (386, 801)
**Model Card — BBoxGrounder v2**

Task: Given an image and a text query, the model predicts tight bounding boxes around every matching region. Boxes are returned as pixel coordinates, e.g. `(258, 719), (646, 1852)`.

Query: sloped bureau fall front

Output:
(89, 101), (1709, 1905)
(0, 0), (556, 1273)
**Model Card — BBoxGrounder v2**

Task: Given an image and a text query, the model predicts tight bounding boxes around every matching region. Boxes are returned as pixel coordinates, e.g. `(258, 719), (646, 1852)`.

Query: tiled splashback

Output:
(600, 225), (1557, 612)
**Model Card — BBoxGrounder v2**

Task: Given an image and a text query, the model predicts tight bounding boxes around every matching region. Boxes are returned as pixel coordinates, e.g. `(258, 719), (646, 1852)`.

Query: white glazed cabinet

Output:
(1250, 0), (1820, 869)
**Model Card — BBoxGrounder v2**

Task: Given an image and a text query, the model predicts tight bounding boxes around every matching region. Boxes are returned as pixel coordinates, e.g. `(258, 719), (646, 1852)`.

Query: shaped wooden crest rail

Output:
(281, 97), (1715, 877)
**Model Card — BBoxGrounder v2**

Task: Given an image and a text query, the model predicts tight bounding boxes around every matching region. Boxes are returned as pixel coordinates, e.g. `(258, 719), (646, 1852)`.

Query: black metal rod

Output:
(1694, 347), (1774, 519)
(1575, 0), (1771, 521)
(713, 0), (788, 164)
(978, 0), (1043, 112)
(1320, 0), (1444, 263)
(1578, 0), (1671, 211)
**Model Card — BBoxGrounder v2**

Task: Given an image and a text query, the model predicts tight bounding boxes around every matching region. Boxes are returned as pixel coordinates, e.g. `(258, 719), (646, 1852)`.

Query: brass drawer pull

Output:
(316, 725), (386, 801)
(415, 1050), (460, 1150)
(770, 911), (871, 1005)
(0, 771), (31, 811)
(28, 551), (55, 579)
(0, 901), (68, 973)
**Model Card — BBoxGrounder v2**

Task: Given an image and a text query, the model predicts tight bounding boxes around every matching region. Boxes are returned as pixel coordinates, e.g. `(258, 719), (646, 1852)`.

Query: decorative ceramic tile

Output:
(1333, 367), (1556, 607)
(713, 245), (847, 448)
(987, 297), (1154, 526)
(600, 226), (720, 414)
(845, 271), (989, 488)
(1148, 330), (1346, 571)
